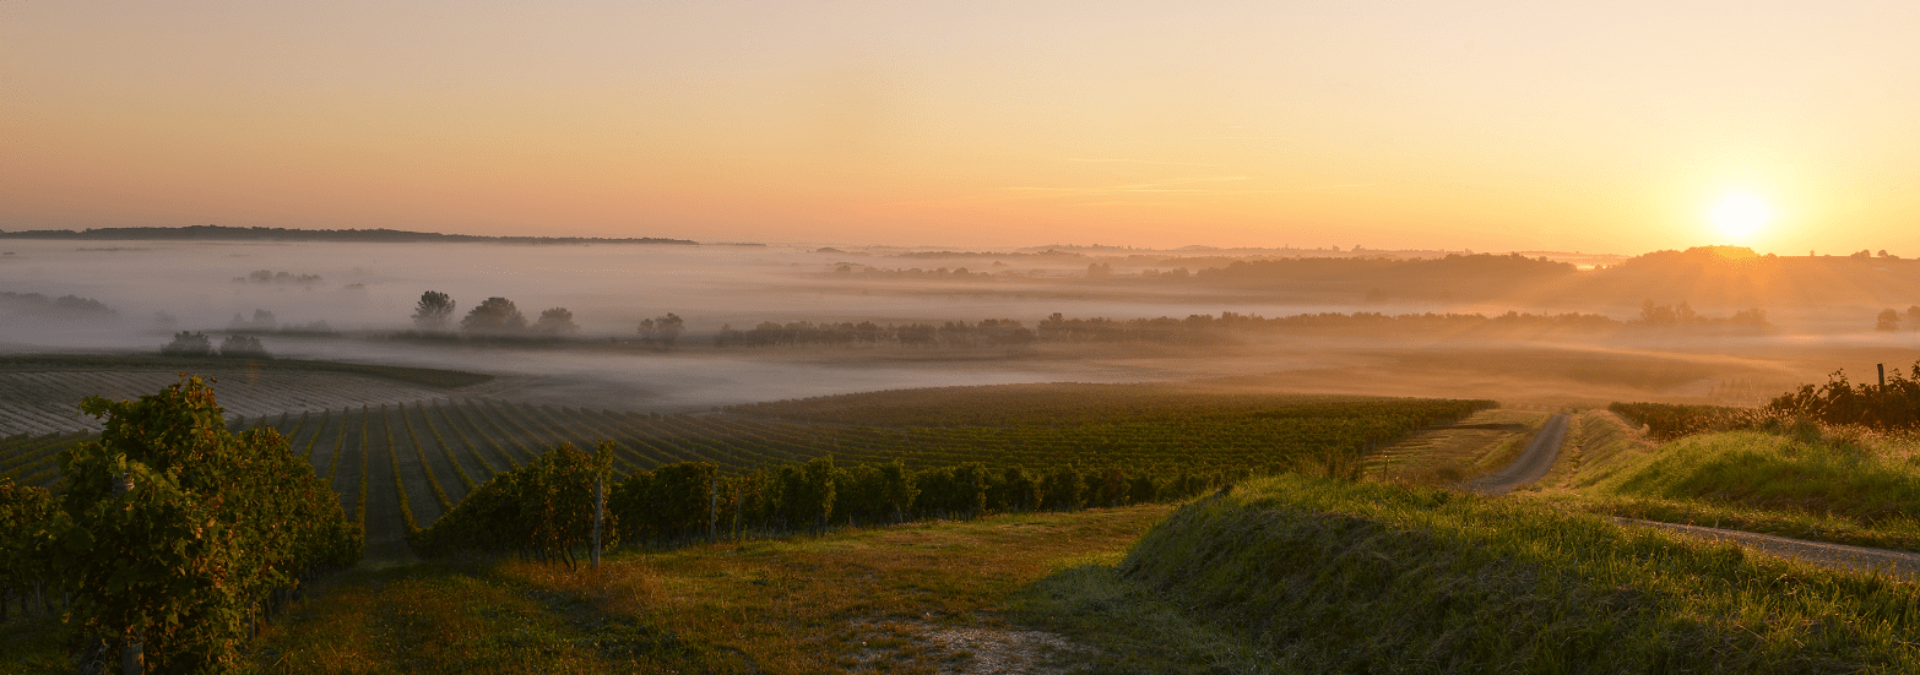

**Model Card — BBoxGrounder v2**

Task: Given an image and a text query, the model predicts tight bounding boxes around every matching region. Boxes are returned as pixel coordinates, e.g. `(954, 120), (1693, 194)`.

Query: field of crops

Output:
(0, 368), (458, 435)
(3, 385), (1492, 562)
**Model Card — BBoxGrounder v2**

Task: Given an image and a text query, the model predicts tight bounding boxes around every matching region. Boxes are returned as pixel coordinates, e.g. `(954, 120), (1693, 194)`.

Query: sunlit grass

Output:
(1105, 475), (1920, 673)
(251, 505), (1176, 673)
(1543, 423), (1920, 550)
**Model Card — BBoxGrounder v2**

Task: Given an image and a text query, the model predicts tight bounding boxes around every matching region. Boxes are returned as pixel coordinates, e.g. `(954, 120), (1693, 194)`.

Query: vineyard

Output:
(0, 367), (463, 436)
(4, 384), (1492, 563)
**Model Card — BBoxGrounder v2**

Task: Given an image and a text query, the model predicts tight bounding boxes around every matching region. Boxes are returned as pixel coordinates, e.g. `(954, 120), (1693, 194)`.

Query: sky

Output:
(4, 1), (1918, 254)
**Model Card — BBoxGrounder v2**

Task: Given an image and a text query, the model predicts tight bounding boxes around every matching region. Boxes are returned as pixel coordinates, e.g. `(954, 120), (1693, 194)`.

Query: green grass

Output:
(1547, 428), (1920, 550)
(249, 505), (1177, 673)
(1094, 474), (1920, 673)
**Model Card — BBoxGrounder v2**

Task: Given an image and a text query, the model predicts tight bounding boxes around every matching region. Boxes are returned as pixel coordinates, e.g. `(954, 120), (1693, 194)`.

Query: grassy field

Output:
(1104, 474), (1920, 673)
(244, 505), (1181, 674)
(1536, 423), (1920, 551)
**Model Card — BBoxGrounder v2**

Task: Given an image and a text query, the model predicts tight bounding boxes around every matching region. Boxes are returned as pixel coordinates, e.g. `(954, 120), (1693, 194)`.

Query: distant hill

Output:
(1560, 246), (1920, 309)
(0, 225), (698, 245)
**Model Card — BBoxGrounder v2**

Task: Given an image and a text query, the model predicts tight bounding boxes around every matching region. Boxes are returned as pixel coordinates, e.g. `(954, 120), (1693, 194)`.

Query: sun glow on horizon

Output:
(1709, 192), (1773, 241)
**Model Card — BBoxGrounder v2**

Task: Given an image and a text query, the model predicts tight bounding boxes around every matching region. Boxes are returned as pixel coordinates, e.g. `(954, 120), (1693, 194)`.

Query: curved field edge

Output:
(1034, 474), (1920, 674)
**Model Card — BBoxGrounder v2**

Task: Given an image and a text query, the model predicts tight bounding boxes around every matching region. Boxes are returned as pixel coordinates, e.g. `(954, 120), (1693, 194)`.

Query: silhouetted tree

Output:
(534, 307), (579, 336)
(638, 313), (684, 349)
(219, 334), (269, 358)
(1908, 305), (1920, 332)
(229, 309), (276, 331)
(461, 297), (526, 335)
(413, 291), (456, 331)
(160, 331), (212, 357)
(1877, 308), (1902, 332)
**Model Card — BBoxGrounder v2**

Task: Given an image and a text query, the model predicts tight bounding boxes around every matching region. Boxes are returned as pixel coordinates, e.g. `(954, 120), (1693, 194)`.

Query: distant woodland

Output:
(0, 225), (697, 245)
(711, 305), (1771, 348)
(830, 246), (1920, 308)
(0, 291), (118, 320)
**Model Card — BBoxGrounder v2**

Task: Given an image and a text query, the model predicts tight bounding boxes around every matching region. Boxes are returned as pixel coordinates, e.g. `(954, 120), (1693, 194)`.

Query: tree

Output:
(1908, 305), (1920, 332)
(1877, 308), (1902, 332)
(160, 331), (212, 357)
(412, 291), (456, 331)
(461, 297), (526, 335)
(55, 377), (359, 673)
(218, 334), (269, 358)
(534, 307), (579, 336)
(638, 313), (685, 350)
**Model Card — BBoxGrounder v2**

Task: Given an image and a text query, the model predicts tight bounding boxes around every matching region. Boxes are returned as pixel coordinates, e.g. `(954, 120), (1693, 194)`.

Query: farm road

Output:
(1462, 411), (1920, 580)
(1617, 519), (1920, 580)
(1460, 412), (1569, 496)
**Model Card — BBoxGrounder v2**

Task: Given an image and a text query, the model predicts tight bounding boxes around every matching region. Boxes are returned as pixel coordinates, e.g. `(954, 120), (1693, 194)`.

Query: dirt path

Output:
(1619, 519), (1920, 580)
(1461, 412), (1920, 580)
(1460, 412), (1568, 496)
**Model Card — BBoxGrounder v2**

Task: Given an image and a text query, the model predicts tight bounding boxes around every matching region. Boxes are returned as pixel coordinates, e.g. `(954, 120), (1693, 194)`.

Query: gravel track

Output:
(1468, 411), (1920, 581)
(1616, 519), (1920, 580)
(1460, 412), (1569, 496)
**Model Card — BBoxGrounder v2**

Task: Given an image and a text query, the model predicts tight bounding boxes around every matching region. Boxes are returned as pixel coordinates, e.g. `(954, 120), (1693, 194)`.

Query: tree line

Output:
(708, 305), (1771, 349)
(411, 445), (1234, 564)
(409, 290), (683, 348)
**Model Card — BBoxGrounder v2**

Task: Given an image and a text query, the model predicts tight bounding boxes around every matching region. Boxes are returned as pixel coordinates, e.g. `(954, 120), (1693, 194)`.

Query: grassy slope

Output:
(1536, 411), (1920, 551)
(1102, 474), (1920, 673)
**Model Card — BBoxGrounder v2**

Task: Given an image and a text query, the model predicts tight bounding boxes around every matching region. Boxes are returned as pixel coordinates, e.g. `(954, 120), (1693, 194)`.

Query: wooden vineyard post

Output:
(708, 475), (718, 542)
(591, 441), (614, 570)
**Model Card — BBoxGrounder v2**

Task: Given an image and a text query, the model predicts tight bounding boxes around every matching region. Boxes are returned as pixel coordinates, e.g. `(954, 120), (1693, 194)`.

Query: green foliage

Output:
(414, 442), (614, 568)
(1618, 363), (1920, 436)
(51, 376), (359, 673)
(0, 478), (61, 614)
(1769, 364), (1920, 430)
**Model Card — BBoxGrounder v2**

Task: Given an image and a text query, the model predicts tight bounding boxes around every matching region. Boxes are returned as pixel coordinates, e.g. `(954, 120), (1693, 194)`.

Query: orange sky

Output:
(3, 1), (1917, 253)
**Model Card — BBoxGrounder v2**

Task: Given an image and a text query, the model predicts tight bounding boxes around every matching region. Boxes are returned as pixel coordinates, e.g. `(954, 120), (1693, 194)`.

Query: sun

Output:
(1709, 192), (1772, 240)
